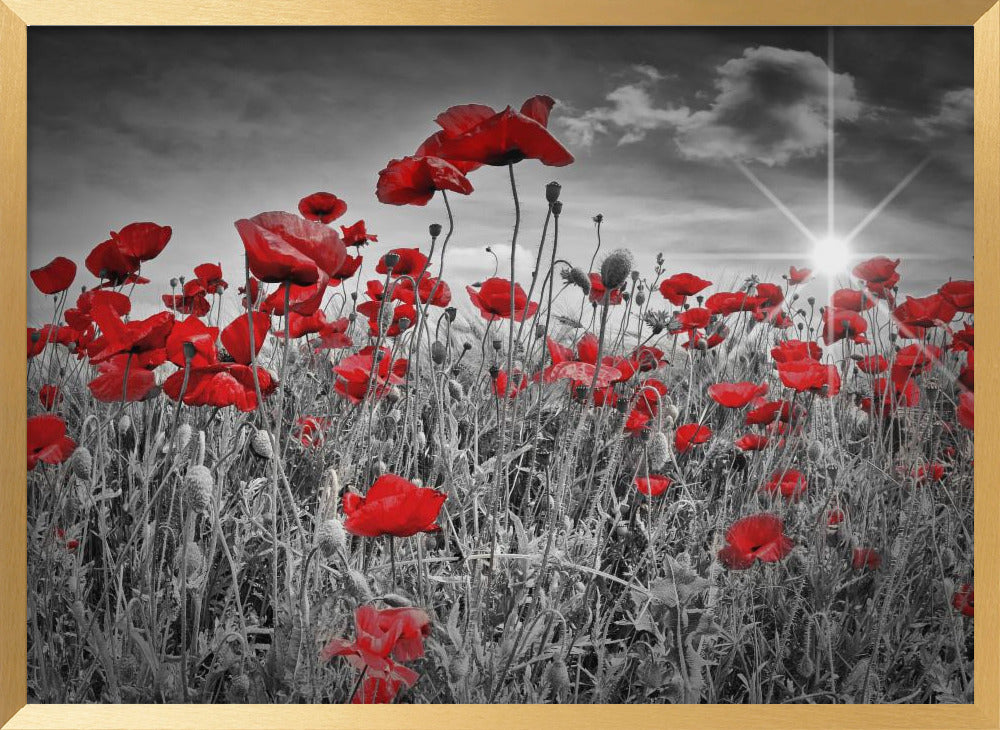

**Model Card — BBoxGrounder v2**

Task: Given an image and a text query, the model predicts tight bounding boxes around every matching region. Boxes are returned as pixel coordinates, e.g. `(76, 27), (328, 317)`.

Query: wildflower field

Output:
(26, 94), (974, 704)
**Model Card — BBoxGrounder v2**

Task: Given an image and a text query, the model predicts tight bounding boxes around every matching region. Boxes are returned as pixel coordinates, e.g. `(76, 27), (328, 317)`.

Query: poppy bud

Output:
(346, 569), (373, 601)
(551, 201), (563, 216)
(182, 542), (204, 578)
(118, 414), (133, 437)
(600, 249), (634, 291)
(447, 379), (464, 400)
(534, 323), (546, 339)
(648, 431), (670, 468)
(169, 277), (179, 289)
(231, 674), (251, 700)
(184, 465), (214, 514)
(429, 222), (443, 238)
(350, 293), (357, 302)
(807, 296), (816, 306)
(382, 252), (400, 271)
(431, 341), (447, 364)
(635, 291), (646, 306)
(807, 440), (824, 461)
(489, 364), (500, 379)
(545, 181), (562, 204)
(546, 655), (571, 700)
(250, 429), (273, 460)
(385, 385), (401, 404)
(462, 342), (472, 351)
(446, 307), (457, 322)
(182, 341), (197, 363)
(70, 446), (93, 479)
(315, 518), (347, 557)
(593, 213), (604, 224)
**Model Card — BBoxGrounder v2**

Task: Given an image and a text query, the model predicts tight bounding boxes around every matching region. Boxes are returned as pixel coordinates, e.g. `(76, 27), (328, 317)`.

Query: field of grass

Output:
(25, 97), (974, 704)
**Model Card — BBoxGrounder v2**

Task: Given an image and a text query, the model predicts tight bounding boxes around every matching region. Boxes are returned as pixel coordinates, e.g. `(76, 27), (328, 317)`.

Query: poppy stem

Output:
(243, 256), (266, 426)
(389, 536), (397, 592)
(120, 351), (133, 408)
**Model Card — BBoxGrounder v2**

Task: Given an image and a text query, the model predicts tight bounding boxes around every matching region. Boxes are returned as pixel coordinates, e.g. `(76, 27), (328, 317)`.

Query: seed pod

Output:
(174, 423), (193, 453)
(381, 252), (400, 270)
(183, 542), (204, 578)
(807, 440), (824, 461)
(345, 569), (373, 601)
(648, 431), (670, 469)
(635, 291), (646, 306)
(70, 446), (93, 479)
(431, 341), (447, 365)
(447, 379), (465, 400)
(429, 222), (443, 238)
(315, 518), (347, 557)
(545, 181), (562, 203)
(250, 429), (273, 460)
(600, 248), (634, 291)
(546, 656), (571, 700)
(184, 465), (214, 514)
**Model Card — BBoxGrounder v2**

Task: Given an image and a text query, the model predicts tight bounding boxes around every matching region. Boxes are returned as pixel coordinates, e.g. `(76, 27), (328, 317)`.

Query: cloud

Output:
(557, 46), (862, 166)
(675, 46), (860, 165)
(915, 87), (973, 137)
(555, 68), (691, 149)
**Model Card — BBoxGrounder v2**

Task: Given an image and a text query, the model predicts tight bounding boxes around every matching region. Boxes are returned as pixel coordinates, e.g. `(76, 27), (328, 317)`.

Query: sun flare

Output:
(812, 235), (851, 274)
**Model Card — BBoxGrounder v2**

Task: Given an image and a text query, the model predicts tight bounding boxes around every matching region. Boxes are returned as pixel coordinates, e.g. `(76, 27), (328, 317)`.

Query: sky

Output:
(27, 27), (973, 325)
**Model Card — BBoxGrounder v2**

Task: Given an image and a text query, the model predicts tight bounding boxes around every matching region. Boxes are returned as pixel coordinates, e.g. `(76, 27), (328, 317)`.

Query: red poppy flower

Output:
(735, 433), (770, 451)
(428, 95), (574, 167)
(754, 282), (784, 308)
(635, 474), (672, 497)
(827, 508), (846, 528)
(239, 278), (261, 310)
(717, 514), (793, 570)
(746, 400), (783, 426)
(952, 584), (974, 617)
(320, 605), (429, 703)
(938, 280), (973, 313)
(659, 273), (711, 306)
(314, 317), (353, 350)
(771, 339), (822, 364)
(85, 237), (141, 284)
(787, 266), (812, 285)
(376, 156), (475, 206)
(357, 299), (417, 337)
(296, 416), (331, 448)
(674, 307), (712, 332)
(193, 262), (227, 293)
(708, 381), (768, 408)
(856, 354), (888, 374)
(342, 474), (446, 538)
(762, 469), (806, 501)
(88, 307), (174, 365)
(338, 220), (377, 248)
(333, 346), (408, 404)
(831, 288), (874, 312)
(624, 408), (652, 436)
(682, 330), (727, 351)
(890, 344), (941, 383)
(165, 315), (218, 368)
(38, 384), (61, 410)
(957, 391), (974, 430)
(298, 192), (347, 224)
(493, 368), (529, 399)
(777, 358), (841, 396)
(27, 328), (47, 359)
(852, 256), (900, 298)
(112, 221), (172, 263)
(392, 275), (452, 307)
(376, 247), (429, 277)
(467, 278), (538, 322)
(30, 256), (77, 295)
(76, 289), (131, 318)
(220, 312), (270, 365)
(675, 423), (712, 453)
(705, 291), (761, 315)
(277, 310), (327, 339)
(235, 211), (347, 286)
(951, 323), (974, 352)
(851, 548), (882, 571)
(27, 414), (76, 470)
(261, 278), (329, 317)
(162, 283), (211, 316)
(87, 355), (159, 403)
(631, 379), (668, 419)
(588, 273), (623, 305)
(892, 294), (957, 329)
(632, 346), (667, 372)
(162, 363), (277, 411)
(330, 255), (363, 286)
(822, 307), (868, 345)
(546, 361), (622, 390)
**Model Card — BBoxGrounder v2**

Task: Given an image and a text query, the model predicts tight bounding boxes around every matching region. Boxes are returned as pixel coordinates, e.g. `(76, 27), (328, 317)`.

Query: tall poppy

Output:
(30, 256), (77, 295)
(708, 382), (768, 408)
(298, 192), (347, 224)
(342, 474), (446, 538)
(467, 278), (538, 322)
(376, 156), (475, 206)
(235, 211), (346, 287)
(27, 414), (76, 470)
(659, 273), (711, 306)
(717, 514), (793, 570)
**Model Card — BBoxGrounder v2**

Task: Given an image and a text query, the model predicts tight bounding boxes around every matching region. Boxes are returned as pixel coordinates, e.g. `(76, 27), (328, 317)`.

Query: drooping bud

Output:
(599, 248), (634, 291)
(184, 465), (214, 514)
(250, 429), (273, 460)
(315, 518), (347, 557)
(448, 379), (465, 400)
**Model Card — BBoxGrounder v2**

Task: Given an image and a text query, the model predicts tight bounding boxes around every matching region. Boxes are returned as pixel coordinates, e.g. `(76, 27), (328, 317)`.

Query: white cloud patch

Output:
(915, 87), (973, 137)
(556, 46), (863, 166)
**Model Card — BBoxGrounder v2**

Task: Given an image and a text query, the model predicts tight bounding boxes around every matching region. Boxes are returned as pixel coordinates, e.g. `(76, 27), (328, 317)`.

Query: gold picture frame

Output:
(2, 1), (997, 727)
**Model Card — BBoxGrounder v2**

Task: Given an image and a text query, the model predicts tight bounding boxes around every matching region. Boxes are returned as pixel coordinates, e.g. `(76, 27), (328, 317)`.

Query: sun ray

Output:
(843, 156), (933, 245)
(733, 160), (820, 244)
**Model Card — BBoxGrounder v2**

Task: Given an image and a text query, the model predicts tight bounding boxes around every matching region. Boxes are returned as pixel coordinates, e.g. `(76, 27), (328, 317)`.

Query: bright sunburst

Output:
(812, 234), (851, 274)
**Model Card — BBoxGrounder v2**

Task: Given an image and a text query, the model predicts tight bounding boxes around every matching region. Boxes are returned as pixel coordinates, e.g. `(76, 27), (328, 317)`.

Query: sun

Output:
(812, 235), (851, 274)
